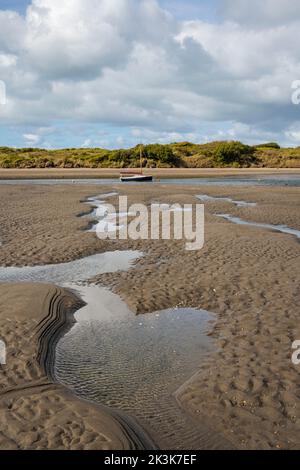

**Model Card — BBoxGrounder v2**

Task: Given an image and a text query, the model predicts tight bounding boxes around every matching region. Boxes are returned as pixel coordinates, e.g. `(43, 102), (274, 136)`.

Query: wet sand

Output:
(0, 284), (153, 450)
(0, 167), (300, 180)
(0, 182), (300, 449)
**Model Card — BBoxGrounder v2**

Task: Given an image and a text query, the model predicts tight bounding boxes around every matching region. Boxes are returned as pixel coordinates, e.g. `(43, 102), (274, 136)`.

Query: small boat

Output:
(120, 172), (153, 182)
(120, 145), (153, 182)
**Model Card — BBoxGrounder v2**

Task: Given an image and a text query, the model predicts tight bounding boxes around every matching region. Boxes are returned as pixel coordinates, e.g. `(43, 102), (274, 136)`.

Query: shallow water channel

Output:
(215, 213), (300, 240)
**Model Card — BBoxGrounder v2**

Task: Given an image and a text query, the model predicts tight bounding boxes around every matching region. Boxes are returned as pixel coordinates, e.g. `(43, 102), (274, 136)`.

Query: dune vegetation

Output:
(0, 141), (300, 169)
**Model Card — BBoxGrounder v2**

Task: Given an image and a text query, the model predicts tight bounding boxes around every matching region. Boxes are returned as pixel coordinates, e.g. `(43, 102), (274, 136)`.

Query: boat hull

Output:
(120, 175), (153, 182)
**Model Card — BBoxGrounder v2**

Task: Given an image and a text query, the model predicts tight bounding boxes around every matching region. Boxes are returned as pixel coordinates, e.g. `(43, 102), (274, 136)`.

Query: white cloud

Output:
(285, 123), (300, 144)
(81, 138), (92, 148)
(23, 133), (40, 146)
(0, 54), (17, 68)
(130, 127), (198, 144)
(0, 10), (25, 53)
(24, 0), (174, 79)
(116, 136), (125, 146)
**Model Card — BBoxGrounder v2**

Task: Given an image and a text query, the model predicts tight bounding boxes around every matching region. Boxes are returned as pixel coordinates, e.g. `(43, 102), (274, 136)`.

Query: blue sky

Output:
(0, 0), (300, 149)
(0, 0), (29, 14)
(1, 0), (221, 20)
(160, 0), (220, 21)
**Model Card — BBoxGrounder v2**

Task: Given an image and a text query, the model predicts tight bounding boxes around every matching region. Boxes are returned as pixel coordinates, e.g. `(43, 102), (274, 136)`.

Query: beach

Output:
(0, 179), (299, 449)
(1, 167), (300, 180)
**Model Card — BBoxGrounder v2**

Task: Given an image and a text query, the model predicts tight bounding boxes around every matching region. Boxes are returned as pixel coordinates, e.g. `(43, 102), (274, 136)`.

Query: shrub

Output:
(215, 141), (255, 165)
(142, 144), (181, 166)
(255, 142), (280, 149)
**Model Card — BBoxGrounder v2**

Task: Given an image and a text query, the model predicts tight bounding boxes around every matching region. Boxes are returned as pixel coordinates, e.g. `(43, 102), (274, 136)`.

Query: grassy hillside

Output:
(1, 141), (300, 169)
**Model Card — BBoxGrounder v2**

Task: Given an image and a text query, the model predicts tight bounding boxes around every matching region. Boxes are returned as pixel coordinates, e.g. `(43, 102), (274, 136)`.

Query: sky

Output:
(0, 0), (300, 149)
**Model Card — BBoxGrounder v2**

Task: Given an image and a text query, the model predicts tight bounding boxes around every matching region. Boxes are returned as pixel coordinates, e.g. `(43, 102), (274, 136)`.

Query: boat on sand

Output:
(120, 145), (153, 182)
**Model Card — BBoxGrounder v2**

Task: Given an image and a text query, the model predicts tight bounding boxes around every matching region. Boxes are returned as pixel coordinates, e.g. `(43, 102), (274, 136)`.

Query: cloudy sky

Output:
(0, 0), (300, 149)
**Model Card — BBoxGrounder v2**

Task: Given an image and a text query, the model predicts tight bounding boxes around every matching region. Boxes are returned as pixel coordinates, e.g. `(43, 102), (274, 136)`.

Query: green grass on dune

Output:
(1, 141), (300, 169)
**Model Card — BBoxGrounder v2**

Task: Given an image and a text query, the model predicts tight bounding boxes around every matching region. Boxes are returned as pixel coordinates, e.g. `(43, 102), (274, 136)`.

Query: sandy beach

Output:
(0, 179), (300, 449)
(0, 167), (300, 180)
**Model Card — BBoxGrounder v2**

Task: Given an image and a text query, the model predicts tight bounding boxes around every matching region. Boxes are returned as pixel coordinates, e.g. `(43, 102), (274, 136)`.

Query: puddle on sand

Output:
(0, 250), (142, 284)
(216, 213), (300, 240)
(54, 285), (217, 450)
(84, 194), (135, 233)
(197, 194), (256, 207)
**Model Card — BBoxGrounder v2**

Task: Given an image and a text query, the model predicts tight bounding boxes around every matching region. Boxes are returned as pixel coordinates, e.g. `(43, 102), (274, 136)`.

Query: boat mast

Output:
(140, 144), (142, 174)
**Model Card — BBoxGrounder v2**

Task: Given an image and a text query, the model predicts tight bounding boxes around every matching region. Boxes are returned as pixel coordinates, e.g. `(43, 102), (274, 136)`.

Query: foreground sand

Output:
(0, 284), (154, 450)
(0, 182), (300, 449)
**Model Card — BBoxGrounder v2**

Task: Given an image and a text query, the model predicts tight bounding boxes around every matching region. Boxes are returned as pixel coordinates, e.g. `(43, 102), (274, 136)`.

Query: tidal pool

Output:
(0, 250), (142, 284)
(54, 285), (217, 449)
